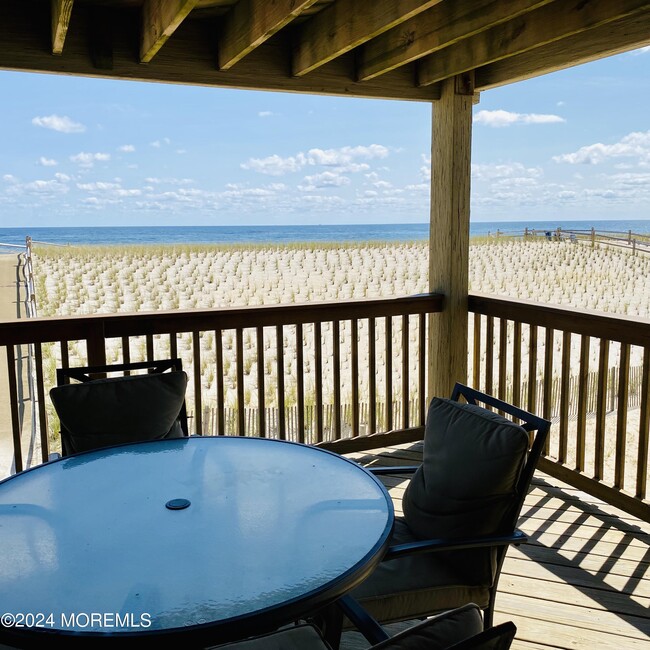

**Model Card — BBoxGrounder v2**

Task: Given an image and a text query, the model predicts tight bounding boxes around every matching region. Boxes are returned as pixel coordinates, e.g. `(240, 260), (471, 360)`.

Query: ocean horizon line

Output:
(1, 219), (649, 247)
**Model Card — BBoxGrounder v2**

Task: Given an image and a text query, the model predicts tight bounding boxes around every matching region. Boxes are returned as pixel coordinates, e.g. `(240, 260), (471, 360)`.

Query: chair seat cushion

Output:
(208, 623), (330, 649)
(403, 398), (529, 541)
(372, 603), (484, 649)
(350, 519), (491, 625)
(50, 371), (188, 454)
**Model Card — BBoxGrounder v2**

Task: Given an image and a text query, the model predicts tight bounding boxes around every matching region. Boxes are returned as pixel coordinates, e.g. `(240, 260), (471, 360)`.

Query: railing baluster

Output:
(369, 318), (376, 435)
(385, 316), (393, 431)
(236, 328), (244, 436)
(351, 319), (359, 437)
(333, 320), (341, 440)
(169, 332), (177, 361)
(637, 347), (649, 500)
(193, 330), (202, 436)
(615, 343), (630, 489)
(498, 318), (507, 403)
(296, 323), (305, 443)
(543, 328), (554, 455)
(559, 331), (571, 464)
(512, 321), (521, 408)
(527, 325), (538, 414)
(401, 314), (409, 429)
(314, 321), (323, 443)
(276, 325), (285, 441)
(595, 339), (610, 481)
(216, 329), (224, 436)
(6, 346), (22, 472)
(419, 313), (426, 424)
(257, 326), (265, 438)
(576, 335), (590, 472)
(146, 334), (154, 361)
(485, 317), (494, 397)
(34, 343), (49, 463)
(121, 336), (131, 368)
(472, 313), (481, 391)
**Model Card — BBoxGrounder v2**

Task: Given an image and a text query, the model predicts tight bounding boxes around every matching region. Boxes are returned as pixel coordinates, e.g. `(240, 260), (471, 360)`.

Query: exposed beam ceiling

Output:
(219, 0), (320, 70)
(51, 0), (74, 54)
(2, 0), (649, 101)
(141, 0), (200, 63)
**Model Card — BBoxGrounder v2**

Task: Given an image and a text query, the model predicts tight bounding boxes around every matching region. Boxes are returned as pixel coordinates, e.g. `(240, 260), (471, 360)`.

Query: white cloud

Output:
(553, 130), (650, 165)
(54, 173), (70, 182)
(32, 115), (86, 133)
(3, 174), (18, 183)
(258, 111), (274, 117)
(38, 157), (58, 166)
(631, 46), (650, 55)
(70, 152), (111, 167)
(118, 145), (135, 152)
(242, 153), (307, 175)
(472, 162), (543, 180)
(473, 109), (565, 127)
(299, 171), (351, 191)
(242, 144), (389, 176)
(150, 138), (171, 148)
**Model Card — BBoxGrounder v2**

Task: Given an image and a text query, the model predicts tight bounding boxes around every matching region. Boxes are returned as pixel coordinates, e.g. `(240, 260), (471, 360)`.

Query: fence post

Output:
(591, 227), (596, 248)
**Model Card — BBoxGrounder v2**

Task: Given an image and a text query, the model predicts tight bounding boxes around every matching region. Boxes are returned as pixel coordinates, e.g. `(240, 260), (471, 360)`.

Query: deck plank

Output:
(340, 442), (650, 650)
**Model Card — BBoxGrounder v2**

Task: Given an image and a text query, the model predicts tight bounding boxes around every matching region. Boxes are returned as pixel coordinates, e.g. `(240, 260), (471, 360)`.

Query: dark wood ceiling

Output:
(1, 0), (649, 101)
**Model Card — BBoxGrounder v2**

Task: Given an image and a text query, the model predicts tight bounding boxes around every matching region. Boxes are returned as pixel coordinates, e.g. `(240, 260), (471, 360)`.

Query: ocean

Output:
(0, 220), (649, 248)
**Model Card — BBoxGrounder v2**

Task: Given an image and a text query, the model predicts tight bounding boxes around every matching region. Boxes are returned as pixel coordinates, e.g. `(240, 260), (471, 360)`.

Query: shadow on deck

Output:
(341, 442), (650, 650)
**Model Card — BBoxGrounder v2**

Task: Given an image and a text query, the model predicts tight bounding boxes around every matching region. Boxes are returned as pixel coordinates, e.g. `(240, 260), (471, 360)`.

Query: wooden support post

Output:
(428, 73), (473, 400)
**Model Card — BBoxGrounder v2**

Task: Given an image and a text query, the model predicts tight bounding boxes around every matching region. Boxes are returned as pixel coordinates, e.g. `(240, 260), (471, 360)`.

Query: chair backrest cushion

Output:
(50, 371), (188, 455)
(403, 397), (529, 540)
(372, 602), (484, 649)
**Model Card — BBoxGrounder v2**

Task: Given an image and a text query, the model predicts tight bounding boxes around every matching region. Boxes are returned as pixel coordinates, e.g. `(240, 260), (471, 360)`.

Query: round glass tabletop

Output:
(0, 436), (393, 646)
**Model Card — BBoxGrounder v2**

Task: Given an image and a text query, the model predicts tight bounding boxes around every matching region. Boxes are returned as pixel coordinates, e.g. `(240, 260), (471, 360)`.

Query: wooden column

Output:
(427, 73), (474, 400)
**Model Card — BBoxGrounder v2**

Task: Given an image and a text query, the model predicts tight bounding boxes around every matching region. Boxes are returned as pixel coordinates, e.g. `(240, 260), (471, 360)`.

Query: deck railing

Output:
(469, 293), (649, 522)
(0, 293), (442, 473)
(1, 291), (648, 521)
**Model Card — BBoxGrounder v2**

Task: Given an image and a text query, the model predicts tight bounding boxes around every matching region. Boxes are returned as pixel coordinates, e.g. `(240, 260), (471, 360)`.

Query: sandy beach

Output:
(3, 237), (644, 489)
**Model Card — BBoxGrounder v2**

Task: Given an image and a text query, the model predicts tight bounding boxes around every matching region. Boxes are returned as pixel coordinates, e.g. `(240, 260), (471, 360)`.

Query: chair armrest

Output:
(48, 452), (62, 462)
(336, 595), (390, 646)
(367, 465), (420, 475)
(383, 529), (528, 561)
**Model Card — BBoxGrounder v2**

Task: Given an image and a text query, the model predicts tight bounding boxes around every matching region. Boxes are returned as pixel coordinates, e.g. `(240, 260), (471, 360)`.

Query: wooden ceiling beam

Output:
(140, 0), (199, 63)
(51, 0), (74, 55)
(475, 9), (650, 90)
(219, 0), (320, 70)
(356, 0), (554, 82)
(292, 0), (445, 77)
(417, 0), (650, 86)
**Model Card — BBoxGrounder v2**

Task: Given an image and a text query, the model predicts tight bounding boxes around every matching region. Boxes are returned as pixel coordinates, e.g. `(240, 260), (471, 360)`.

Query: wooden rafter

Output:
(140, 0), (200, 63)
(476, 8), (650, 90)
(292, 0), (445, 77)
(219, 0), (320, 70)
(417, 0), (650, 86)
(356, 0), (554, 82)
(51, 0), (74, 55)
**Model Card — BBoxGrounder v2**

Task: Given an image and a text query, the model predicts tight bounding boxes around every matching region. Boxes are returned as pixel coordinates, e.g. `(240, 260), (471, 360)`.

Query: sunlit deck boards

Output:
(341, 442), (650, 650)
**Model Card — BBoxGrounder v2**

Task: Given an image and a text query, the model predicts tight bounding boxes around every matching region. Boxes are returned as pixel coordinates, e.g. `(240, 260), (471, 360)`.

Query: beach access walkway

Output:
(0, 253), (35, 476)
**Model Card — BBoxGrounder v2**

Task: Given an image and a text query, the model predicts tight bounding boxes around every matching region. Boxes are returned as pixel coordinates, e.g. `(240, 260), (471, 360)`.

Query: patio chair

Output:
(208, 602), (516, 649)
(49, 358), (190, 457)
(344, 383), (550, 634)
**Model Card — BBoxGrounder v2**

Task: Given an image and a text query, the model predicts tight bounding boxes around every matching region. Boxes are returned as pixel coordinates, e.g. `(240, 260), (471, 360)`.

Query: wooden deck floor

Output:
(340, 442), (650, 650)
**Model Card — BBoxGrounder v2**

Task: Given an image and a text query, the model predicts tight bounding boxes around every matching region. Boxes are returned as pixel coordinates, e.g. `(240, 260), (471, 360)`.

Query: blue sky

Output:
(1, 46), (649, 227)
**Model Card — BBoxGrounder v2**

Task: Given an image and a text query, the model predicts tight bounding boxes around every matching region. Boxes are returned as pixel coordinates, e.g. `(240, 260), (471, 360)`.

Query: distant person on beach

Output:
(545, 231), (552, 241)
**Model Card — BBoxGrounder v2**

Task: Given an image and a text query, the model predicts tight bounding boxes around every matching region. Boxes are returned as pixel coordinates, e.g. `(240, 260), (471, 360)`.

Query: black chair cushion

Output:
(50, 371), (188, 455)
(403, 398), (529, 540)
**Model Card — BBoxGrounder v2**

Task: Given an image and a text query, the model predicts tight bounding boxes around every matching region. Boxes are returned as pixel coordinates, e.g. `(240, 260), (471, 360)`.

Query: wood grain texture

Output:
(141, 0), (199, 63)
(427, 74), (472, 400)
(51, 0), (74, 54)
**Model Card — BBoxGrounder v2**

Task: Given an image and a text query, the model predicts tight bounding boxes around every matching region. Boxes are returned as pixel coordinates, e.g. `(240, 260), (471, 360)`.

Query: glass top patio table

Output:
(0, 436), (394, 648)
